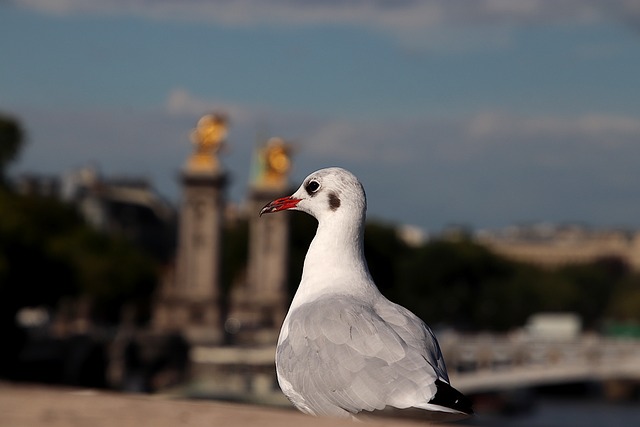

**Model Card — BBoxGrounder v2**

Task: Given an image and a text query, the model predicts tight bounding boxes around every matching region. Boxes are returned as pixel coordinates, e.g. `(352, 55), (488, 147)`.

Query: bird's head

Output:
(260, 167), (367, 223)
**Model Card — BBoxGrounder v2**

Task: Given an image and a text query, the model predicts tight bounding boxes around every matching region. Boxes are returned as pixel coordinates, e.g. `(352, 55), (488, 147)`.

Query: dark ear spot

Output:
(328, 192), (341, 211)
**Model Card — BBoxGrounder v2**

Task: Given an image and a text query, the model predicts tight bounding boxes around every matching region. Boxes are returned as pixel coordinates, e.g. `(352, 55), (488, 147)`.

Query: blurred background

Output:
(2, 1), (640, 426)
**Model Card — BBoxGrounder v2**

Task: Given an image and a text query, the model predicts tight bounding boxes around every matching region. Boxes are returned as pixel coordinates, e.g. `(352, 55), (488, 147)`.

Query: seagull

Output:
(260, 167), (473, 421)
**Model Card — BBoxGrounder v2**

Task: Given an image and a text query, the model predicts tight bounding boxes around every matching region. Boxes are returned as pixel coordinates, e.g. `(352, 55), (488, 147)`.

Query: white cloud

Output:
(13, 0), (640, 53)
(466, 111), (640, 143)
(13, 0), (640, 32)
(165, 88), (215, 116)
(297, 110), (640, 168)
(303, 119), (418, 164)
(164, 88), (253, 123)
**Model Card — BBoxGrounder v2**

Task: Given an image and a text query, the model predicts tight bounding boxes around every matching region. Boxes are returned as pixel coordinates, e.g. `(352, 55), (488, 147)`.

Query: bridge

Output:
(441, 333), (640, 394)
(189, 333), (640, 402)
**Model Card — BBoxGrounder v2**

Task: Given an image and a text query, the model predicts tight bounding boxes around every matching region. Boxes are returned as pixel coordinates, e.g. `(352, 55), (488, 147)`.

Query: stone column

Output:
(175, 172), (226, 344)
(248, 188), (290, 328)
(154, 114), (229, 345)
(228, 138), (293, 344)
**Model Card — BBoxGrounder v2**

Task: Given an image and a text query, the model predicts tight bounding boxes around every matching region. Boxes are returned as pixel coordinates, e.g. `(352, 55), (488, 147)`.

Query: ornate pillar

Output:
(228, 137), (293, 344)
(154, 114), (229, 345)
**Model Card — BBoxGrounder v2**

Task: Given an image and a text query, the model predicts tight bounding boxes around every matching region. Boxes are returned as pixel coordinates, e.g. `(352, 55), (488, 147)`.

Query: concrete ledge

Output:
(0, 383), (442, 427)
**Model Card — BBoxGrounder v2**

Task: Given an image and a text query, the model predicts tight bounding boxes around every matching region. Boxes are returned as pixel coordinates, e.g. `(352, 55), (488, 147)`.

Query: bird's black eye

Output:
(305, 180), (320, 195)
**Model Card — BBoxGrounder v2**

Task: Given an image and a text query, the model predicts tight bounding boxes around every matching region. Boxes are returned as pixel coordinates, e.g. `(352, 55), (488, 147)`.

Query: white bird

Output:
(260, 167), (472, 421)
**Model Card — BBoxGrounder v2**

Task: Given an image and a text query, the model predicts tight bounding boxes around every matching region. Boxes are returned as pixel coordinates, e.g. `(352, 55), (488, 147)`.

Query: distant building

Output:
(13, 166), (176, 261)
(476, 223), (640, 271)
(525, 312), (582, 340)
(13, 173), (61, 198)
(396, 224), (428, 247)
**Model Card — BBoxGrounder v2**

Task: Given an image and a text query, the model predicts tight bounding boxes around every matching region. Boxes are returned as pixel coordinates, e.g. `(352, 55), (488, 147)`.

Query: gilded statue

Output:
(187, 113), (228, 172)
(253, 137), (292, 189)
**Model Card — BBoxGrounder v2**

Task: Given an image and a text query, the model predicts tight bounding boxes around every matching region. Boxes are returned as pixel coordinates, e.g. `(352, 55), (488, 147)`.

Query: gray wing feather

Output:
(374, 299), (450, 382)
(276, 295), (447, 417)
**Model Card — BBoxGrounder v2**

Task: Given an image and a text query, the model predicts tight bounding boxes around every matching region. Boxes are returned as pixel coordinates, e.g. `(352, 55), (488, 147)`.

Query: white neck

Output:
(288, 211), (379, 312)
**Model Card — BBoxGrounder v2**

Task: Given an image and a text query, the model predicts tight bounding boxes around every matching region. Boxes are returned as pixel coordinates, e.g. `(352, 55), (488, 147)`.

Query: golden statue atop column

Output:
(252, 137), (293, 190)
(187, 113), (228, 173)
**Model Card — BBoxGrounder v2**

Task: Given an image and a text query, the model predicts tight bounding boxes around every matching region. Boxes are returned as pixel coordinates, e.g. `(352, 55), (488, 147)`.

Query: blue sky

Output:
(2, 0), (640, 232)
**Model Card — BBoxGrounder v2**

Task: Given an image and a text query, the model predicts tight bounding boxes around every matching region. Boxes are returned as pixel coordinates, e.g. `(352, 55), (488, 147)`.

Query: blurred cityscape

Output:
(1, 112), (640, 425)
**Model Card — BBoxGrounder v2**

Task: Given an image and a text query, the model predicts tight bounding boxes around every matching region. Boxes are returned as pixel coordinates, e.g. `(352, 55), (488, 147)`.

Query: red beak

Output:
(260, 196), (301, 216)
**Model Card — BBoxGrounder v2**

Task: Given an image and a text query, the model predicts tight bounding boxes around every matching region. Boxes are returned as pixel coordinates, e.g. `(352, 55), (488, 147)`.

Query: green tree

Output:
(364, 221), (411, 296)
(220, 218), (249, 301)
(49, 228), (157, 322)
(0, 113), (24, 183)
(474, 265), (541, 330)
(606, 267), (640, 323)
(0, 190), (158, 323)
(394, 239), (516, 329)
(551, 258), (625, 328)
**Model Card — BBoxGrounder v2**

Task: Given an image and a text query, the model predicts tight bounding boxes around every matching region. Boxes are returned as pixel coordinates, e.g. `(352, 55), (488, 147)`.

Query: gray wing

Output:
(373, 298), (450, 382)
(276, 295), (446, 417)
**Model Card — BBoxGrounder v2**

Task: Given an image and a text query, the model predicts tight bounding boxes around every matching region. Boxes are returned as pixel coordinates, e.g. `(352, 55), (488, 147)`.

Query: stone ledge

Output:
(0, 383), (446, 427)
